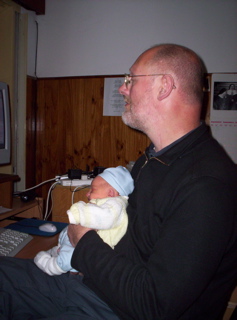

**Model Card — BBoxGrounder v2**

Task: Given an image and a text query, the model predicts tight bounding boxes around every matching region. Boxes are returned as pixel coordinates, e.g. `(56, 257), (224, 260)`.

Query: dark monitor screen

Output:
(0, 82), (11, 165)
(0, 89), (5, 148)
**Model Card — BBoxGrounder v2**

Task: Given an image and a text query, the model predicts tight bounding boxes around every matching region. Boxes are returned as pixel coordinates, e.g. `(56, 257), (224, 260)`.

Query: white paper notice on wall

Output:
(103, 78), (125, 116)
(210, 121), (237, 163)
(210, 74), (237, 163)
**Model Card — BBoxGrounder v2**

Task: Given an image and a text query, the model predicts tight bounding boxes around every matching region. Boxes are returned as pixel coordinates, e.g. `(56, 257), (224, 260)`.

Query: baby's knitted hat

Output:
(98, 166), (134, 196)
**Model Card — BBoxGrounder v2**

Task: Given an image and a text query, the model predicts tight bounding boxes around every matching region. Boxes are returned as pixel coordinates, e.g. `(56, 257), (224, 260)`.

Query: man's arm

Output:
(70, 177), (237, 320)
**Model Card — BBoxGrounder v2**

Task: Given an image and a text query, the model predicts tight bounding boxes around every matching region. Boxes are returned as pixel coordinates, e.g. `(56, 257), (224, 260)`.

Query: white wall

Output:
(27, 0), (237, 78)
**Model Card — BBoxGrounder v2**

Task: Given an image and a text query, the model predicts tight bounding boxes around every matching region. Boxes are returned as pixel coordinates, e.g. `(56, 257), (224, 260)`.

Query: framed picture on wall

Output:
(210, 73), (237, 164)
(211, 74), (237, 112)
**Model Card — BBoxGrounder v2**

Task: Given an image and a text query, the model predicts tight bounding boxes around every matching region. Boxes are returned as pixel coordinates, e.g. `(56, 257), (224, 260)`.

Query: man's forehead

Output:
(130, 48), (157, 73)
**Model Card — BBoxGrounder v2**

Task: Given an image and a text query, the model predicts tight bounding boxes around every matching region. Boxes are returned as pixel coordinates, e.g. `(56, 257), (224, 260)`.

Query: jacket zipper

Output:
(136, 153), (169, 182)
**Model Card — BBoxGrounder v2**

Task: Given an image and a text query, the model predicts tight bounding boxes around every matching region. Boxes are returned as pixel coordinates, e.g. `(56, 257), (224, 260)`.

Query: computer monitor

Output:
(0, 81), (11, 165)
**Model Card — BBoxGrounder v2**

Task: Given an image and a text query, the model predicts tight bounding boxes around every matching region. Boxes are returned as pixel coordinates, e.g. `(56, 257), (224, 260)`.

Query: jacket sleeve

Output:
(67, 197), (128, 229)
(71, 177), (237, 320)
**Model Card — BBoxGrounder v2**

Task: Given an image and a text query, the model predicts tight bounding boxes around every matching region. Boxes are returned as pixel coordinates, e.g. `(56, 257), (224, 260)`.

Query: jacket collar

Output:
(145, 122), (210, 166)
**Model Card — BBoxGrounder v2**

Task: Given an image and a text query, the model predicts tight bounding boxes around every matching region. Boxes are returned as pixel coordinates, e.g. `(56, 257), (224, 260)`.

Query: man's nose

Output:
(118, 82), (127, 95)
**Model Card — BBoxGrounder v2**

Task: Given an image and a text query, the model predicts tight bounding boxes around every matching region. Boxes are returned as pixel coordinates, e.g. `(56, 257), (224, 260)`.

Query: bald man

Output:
(1, 44), (237, 320)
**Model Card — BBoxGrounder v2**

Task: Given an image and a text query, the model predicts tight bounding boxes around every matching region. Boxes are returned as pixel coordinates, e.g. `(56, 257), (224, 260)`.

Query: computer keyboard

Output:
(0, 227), (33, 257)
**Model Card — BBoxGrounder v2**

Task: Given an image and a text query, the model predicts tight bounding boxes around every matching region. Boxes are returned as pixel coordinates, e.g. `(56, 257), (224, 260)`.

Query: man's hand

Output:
(67, 224), (93, 247)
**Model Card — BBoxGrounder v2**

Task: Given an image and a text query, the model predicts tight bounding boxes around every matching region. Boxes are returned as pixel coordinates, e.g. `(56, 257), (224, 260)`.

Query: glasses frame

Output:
(124, 73), (176, 89)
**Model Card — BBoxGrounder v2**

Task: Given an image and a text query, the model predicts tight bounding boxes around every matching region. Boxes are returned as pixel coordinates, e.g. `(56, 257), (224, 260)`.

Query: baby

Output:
(34, 166), (134, 275)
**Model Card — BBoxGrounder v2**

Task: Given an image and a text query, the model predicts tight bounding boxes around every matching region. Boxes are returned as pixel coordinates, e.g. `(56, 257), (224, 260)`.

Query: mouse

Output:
(39, 223), (57, 233)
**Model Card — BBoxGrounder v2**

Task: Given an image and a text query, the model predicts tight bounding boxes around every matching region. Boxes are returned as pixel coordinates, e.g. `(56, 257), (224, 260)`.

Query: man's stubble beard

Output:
(121, 108), (145, 133)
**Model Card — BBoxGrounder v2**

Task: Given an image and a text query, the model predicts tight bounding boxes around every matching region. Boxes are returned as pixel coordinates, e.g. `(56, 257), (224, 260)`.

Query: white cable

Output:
(44, 181), (60, 220)
(71, 185), (89, 205)
(14, 177), (57, 195)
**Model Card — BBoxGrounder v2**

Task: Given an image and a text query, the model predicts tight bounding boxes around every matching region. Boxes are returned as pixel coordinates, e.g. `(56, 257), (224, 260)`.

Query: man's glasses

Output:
(124, 73), (176, 89)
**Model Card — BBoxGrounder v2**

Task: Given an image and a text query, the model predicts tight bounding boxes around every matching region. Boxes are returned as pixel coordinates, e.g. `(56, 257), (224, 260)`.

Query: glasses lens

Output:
(124, 74), (130, 88)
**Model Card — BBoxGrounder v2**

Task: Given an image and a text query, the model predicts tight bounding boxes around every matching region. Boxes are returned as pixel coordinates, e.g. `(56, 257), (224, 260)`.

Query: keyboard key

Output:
(0, 227), (33, 257)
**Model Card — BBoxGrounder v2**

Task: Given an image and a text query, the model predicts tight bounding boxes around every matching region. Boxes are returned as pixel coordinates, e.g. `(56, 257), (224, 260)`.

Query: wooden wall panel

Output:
(35, 76), (150, 201)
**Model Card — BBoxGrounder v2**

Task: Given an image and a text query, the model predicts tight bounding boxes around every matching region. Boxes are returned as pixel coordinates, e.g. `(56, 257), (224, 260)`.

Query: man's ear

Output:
(157, 74), (175, 101)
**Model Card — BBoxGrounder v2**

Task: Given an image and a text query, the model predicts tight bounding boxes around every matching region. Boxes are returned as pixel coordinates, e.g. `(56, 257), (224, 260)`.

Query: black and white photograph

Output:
(213, 81), (237, 110)
(210, 73), (237, 164)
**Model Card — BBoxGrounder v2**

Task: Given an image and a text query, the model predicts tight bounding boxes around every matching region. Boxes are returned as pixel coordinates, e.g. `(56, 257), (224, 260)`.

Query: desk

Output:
(0, 197), (43, 221)
(15, 234), (59, 259)
(0, 219), (58, 259)
(0, 174), (19, 208)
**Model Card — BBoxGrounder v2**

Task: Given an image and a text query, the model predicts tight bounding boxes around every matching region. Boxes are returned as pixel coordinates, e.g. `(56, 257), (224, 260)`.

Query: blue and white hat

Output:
(98, 166), (134, 196)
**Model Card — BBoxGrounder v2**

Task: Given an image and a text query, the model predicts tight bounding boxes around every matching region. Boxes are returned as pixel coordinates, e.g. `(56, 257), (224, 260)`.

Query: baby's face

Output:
(86, 176), (112, 200)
